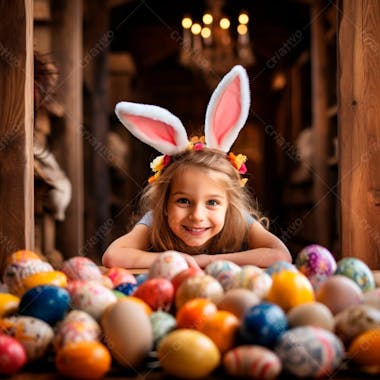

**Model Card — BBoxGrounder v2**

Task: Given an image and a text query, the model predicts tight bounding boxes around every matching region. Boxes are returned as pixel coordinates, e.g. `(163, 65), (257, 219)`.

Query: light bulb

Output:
(182, 17), (192, 29)
(191, 23), (202, 35)
(202, 13), (213, 25)
(219, 18), (230, 29)
(238, 13), (249, 25)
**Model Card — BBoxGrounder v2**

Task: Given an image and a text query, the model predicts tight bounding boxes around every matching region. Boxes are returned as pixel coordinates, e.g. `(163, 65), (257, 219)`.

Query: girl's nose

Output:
(189, 204), (205, 221)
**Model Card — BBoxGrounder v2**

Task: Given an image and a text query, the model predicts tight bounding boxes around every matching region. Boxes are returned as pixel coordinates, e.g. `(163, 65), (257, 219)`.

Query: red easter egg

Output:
(133, 278), (174, 311)
(0, 334), (27, 375)
(171, 267), (204, 293)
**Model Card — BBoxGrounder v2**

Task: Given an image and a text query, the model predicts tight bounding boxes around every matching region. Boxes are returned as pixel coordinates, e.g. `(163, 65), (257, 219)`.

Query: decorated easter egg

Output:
(157, 329), (221, 378)
(175, 274), (224, 309)
(0, 293), (19, 317)
(101, 298), (153, 368)
(335, 257), (375, 292)
(199, 310), (239, 353)
(363, 287), (380, 308)
(133, 278), (174, 311)
(149, 250), (189, 280)
(114, 282), (137, 296)
(7, 250), (41, 264)
(0, 316), (54, 361)
(205, 260), (241, 291)
(150, 311), (177, 347)
(0, 334), (27, 375)
(217, 288), (260, 318)
(135, 273), (148, 285)
(3, 260), (53, 295)
(22, 270), (67, 291)
(55, 341), (111, 379)
(316, 275), (363, 315)
(171, 267), (204, 293)
(334, 304), (380, 346)
(266, 270), (315, 311)
(224, 345), (282, 380)
(287, 302), (334, 331)
(176, 298), (217, 330)
(105, 267), (136, 287)
(61, 256), (103, 282)
(348, 329), (380, 373)
(265, 260), (297, 276)
(276, 326), (344, 378)
(240, 302), (287, 347)
(19, 285), (70, 325)
(296, 244), (337, 289)
(67, 281), (117, 320)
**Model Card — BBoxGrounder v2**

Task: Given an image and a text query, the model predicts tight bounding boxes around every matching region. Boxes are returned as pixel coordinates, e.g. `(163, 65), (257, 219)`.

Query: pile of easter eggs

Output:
(1, 246), (380, 379)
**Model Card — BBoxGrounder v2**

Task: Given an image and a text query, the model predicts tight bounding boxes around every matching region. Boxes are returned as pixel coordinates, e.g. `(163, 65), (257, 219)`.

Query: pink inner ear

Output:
(127, 115), (177, 146)
(212, 76), (241, 145)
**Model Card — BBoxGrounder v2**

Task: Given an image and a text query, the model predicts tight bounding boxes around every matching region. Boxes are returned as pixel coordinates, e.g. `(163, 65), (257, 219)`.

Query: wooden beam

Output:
(338, 0), (380, 268)
(0, 0), (34, 272)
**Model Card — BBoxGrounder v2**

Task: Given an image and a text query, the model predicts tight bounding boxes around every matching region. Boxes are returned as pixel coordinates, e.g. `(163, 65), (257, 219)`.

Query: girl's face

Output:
(167, 166), (228, 249)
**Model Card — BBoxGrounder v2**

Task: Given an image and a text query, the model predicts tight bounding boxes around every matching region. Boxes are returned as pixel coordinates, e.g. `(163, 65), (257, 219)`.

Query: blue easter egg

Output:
(240, 302), (288, 347)
(114, 282), (137, 296)
(19, 285), (70, 325)
(266, 261), (297, 276)
(135, 273), (148, 285)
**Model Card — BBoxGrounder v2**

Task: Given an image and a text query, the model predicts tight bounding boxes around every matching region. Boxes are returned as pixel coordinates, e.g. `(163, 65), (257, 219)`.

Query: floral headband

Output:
(115, 65), (251, 186)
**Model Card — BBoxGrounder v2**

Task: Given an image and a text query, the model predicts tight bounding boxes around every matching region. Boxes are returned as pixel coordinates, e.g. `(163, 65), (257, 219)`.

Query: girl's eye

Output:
(207, 199), (219, 207)
(177, 198), (190, 205)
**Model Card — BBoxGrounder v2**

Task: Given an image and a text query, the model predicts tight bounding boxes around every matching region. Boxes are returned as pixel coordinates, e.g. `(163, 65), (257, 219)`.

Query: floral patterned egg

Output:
(105, 267), (136, 287)
(149, 251), (189, 280)
(205, 260), (241, 291)
(61, 256), (103, 283)
(0, 316), (54, 361)
(67, 281), (117, 320)
(275, 326), (344, 378)
(224, 345), (282, 380)
(296, 244), (337, 290)
(335, 257), (375, 292)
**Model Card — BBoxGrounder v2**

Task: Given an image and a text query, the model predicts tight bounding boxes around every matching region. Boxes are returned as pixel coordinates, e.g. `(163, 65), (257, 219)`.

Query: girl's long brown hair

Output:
(139, 148), (267, 254)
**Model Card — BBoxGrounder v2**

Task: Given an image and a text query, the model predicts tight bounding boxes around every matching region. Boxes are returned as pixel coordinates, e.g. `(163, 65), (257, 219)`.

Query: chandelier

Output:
(179, 0), (255, 88)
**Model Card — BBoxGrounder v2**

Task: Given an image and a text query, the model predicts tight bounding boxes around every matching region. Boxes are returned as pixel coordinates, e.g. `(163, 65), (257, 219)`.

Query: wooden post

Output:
(310, 0), (331, 248)
(0, 0), (34, 272)
(338, 0), (380, 268)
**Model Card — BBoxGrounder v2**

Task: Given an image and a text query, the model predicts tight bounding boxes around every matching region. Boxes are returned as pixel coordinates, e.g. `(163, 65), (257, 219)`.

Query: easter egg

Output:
(105, 267), (136, 287)
(0, 334), (27, 375)
(22, 270), (67, 291)
(101, 298), (153, 368)
(135, 273), (148, 285)
(150, 311), (177, 347)
(204, 260), (241, 291)
(334, 304), (380, 346)
(240, 302), (288, 347)
(296, 244), (337, 289)
(199, 310), (239, 353)
(175, 274), (224, 310)
(0, 316), (54, 361)
(316, 275), (363, 315)
(276, 326), (344, 378)
(363, 287), (380, 308)
(176, 298), (217, 330)
(157, 329), (220, 378)
(266, 260), (297, 276)
(7, 250), (41, 264)
(287, 302), (334, 331)
(224, 345), (282, 380)
(133, 278), (174, 311)
(348, 329), (380, 373)
(61, 256), (103, 282)
(171, 267), (204, 293)
(67, 281), (117, 320)
(335, 257), (375, 292)
(0, 293), (20, 317)
(217, 288), (260, 318)
(149, 251), (189, 280)
(114, 282), (137, 296)
(19, 285), (70, 325)
(266, 270), (315, 311)
(55, 341), (111, 379)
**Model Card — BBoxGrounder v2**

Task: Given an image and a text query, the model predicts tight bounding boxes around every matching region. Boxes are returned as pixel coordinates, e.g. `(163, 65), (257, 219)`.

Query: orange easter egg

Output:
(7, 250), (41, 264)
(22, 271), (67, 291)
(176, 298), (217, 330)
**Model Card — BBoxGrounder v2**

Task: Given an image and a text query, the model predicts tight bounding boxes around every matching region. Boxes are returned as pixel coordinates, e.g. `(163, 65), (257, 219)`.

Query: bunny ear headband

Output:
(115, 65), (250, 185)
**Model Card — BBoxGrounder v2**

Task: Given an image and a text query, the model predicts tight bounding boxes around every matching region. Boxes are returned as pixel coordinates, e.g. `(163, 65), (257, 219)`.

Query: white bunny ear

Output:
(115, 102), (189, 155)
(205, 65), (250, 152)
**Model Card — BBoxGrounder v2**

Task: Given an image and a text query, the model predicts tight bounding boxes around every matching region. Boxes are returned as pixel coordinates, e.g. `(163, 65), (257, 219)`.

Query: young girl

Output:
(102, 66), (291, 270)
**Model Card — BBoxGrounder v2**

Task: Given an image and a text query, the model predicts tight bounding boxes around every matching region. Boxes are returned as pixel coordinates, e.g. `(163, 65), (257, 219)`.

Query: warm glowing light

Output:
(219, 18), (230, 29)
(202, 13), (213, 25)
(237, 24), (248, 35)
(201, 27), (211, 39)
(238, 13), (249, 25)
(191, 23), (202, 35)
(182, 17), (192, 29)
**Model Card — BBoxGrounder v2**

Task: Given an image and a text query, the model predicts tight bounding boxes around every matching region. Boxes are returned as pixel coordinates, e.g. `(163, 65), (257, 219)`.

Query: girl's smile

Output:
(167, 167), (228, 248)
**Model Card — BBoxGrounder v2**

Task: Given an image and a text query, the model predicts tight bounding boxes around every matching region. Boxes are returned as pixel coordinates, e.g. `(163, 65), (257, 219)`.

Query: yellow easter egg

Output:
(266, 270), (315, 311)
(7, 250), (41, 264)
(157, 329), (221, 378)
(0, 293), (20, 317)
(22, 271), (67, 291)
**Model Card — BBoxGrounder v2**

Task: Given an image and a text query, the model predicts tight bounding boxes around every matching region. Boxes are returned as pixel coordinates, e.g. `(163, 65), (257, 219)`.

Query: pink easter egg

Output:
(61, 257), (103, 282)
(0, 334), (27, 374)
(134, 278), (174, 311)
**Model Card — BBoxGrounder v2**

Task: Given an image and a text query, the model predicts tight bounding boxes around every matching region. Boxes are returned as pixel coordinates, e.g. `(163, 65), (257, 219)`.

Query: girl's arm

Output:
(102, 224), (200, 270)
(192, 222), (292, 268)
